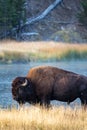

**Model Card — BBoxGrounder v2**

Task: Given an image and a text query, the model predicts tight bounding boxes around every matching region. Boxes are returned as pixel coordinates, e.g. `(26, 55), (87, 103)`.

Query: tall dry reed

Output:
(0, 106), (87, 130)
(0, 41), (87, 62)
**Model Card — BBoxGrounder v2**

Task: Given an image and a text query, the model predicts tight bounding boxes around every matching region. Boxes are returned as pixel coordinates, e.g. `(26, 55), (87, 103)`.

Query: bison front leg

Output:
(40, 97), (50, 108)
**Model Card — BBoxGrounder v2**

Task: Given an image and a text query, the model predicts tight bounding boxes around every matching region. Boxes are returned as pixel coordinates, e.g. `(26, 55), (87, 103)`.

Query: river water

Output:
(0, 61), (87, 108)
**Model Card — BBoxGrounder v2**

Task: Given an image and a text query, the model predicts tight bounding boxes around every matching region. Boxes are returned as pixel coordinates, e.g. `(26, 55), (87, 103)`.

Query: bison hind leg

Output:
(80, 94), (87, 110)
(80, 98), (87, 110)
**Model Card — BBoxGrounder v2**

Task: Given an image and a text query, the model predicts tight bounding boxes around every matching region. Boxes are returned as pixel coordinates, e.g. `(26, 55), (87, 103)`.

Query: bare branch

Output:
(25, 0), (62, 26)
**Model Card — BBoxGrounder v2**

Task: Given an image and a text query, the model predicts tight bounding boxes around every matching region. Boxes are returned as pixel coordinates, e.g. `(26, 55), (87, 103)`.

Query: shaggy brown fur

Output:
(12, 66), (87, 107)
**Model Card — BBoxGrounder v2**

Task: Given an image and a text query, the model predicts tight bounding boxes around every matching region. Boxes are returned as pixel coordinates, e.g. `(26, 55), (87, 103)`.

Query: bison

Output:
(12, 66), (87, 108)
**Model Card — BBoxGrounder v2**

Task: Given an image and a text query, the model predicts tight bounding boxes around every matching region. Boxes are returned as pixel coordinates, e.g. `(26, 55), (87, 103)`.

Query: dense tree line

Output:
(0, 0), (87, 39)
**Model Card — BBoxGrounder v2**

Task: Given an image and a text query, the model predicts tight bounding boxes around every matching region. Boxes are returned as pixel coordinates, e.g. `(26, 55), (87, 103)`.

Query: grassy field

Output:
(0, 41), (87, 130)
(0, 106), (87, 130)
(0, 40), (87, 63)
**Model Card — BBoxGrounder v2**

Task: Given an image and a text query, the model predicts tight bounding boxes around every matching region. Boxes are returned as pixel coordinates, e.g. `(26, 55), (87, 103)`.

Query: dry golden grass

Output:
(0, 106), (87, 130)
(0, 40), (87, 62)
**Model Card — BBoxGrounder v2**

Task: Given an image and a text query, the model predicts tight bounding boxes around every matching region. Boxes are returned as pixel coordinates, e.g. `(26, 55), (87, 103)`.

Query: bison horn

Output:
(21, 79), (28, 87)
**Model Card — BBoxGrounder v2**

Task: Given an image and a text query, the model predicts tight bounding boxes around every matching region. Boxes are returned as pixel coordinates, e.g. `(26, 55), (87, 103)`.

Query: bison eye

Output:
(15, 81), (22, 86)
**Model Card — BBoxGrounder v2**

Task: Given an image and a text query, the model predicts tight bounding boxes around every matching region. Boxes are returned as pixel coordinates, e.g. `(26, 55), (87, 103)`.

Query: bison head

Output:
(12, 77), (35, 104)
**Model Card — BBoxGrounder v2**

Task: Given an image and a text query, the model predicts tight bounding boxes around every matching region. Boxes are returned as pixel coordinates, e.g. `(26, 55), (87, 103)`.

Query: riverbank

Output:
(0, 41), (87, 64)
(0, 106), (87, 130)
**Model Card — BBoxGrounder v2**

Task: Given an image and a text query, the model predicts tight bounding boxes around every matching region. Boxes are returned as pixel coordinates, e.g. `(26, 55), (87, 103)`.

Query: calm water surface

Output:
(0, 61), (87, 108)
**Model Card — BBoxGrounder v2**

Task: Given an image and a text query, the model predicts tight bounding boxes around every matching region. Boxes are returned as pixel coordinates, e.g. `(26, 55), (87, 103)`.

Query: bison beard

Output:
(12, 66), (87, 108)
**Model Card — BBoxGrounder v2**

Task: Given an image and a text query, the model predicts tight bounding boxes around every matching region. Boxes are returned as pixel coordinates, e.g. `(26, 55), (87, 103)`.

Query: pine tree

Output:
(78, 0), (87, 26)
(0, 0), (26, 37)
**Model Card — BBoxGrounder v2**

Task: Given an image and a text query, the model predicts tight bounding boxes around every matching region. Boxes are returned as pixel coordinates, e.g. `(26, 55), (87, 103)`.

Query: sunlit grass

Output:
(0, 106), (87, 130)
(0, 40), (87, 63)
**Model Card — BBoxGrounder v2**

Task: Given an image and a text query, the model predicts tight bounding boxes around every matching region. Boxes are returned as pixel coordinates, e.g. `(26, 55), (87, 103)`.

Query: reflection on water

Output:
(0, 61), (87, 108)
